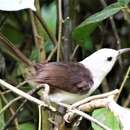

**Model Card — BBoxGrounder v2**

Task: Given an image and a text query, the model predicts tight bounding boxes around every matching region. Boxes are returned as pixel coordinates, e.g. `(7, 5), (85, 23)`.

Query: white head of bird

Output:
(80, 48), (130, 95)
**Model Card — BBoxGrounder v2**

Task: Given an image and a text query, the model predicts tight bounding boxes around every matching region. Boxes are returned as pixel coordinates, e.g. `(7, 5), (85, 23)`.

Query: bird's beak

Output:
(118, 48), (130, 55)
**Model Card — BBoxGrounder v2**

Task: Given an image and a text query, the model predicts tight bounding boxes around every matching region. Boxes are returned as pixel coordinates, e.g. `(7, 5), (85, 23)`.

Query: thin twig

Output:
(1, 81), (27, 95)
(100, 0), (122, 65)
(70, 45), (79, 60)
(0, 79), (55, 111)
(29, 9), (46, 62)
(2, 99), (27, 130)
(47, 45), (57, 61)
(70, 89), (119, 108)
(0, 33), (32, 67)
(1, 94), (20, 130)
(1, 84), (52, 130)
(0, 14), (8, 30)
(0, 83), (55, 117)
(116, 66), (130, 101)
(57, 0), (63, 61)
(29, 9), (39, 47)
(71, 109), (111, 130)
(0, 96), (21, 115)
(100, 0), (121, 49)
(57, 102), (111, 130)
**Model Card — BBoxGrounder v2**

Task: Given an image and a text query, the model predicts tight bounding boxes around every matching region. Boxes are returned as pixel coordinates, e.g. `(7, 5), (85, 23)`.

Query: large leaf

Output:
(83, 36), (93, 49)
(41, 2), (56, 35)
(41, 2), (56, 52)
(92, 108), (121, 130)
(72, 2), (125, 46)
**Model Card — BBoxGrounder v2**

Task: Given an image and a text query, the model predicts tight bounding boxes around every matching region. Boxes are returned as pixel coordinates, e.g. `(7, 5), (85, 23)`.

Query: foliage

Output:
(19, 123), (35, 130)
(72, 2), (125, 48)
(92, 108), (121, 130)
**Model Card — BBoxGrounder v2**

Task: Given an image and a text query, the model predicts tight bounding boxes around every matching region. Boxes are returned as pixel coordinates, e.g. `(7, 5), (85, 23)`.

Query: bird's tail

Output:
(0, 33), (33, 67)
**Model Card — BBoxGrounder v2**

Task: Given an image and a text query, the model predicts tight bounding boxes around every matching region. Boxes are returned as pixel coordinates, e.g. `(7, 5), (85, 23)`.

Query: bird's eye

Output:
(107, 56), (112, 61)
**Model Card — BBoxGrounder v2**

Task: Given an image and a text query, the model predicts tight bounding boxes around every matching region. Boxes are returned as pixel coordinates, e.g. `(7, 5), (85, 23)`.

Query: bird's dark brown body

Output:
(29, 62), (94, 94)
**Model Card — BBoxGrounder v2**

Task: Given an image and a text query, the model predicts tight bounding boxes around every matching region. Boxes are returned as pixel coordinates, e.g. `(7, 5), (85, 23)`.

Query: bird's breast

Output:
(49, 89), (90, 104)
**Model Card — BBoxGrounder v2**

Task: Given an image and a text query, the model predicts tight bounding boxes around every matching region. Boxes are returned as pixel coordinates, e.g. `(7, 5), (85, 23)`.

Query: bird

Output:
(45, 48), (130, 104)
(0, 33), (130, 104)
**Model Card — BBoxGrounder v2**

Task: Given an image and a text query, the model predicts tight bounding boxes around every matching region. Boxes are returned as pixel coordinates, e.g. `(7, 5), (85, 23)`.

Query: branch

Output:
(70, 45), (79, 60)
(100, 0), (122, 66)
(0, 14), (8, 30)
(1, 81), (27, 95)
(29, 9), (46, 62)
(71, 109), (111, 130)
(0, 33), (32, 67)
(57, 102), (111, 130)
(100, 0), (121, 49)
(2, 99), (27, 130)
(70, 89), (119, 108)
(1, 84), (50, 130)
(0, 79), (55, 111)
(1, 93), (20, 130)
(47, 45), (57, 61)
(0, 96), (21, 115)
(0, 79), (117, 130)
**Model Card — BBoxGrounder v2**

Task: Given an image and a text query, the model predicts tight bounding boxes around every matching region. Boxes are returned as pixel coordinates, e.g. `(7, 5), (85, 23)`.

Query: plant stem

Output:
(57, 0), (63, 62)
(116, 66), (130, 101)
(31, 0), (46, 62)
(1, 94), (20, 130)
(100, 0), (122, 66)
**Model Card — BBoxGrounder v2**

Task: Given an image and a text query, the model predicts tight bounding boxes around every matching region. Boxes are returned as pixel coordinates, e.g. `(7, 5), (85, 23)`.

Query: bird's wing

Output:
(30, 62), (93, 94)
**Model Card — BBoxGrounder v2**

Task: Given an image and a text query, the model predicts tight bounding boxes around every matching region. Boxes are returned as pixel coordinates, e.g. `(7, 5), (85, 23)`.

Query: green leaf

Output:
(83, 36), (93, 49)
(41, 2), (56, 53)
(92, 108), (121, 130)
(72, 2), (125, 45)
(2, 24), (23, 44)
(19, 123), (35, 130)
(41, 2), (56, 34)
(118, 0), (130, 5)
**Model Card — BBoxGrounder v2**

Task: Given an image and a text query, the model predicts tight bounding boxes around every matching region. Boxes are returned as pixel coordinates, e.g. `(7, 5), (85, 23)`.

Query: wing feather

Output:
(30, 62), (93, 94)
